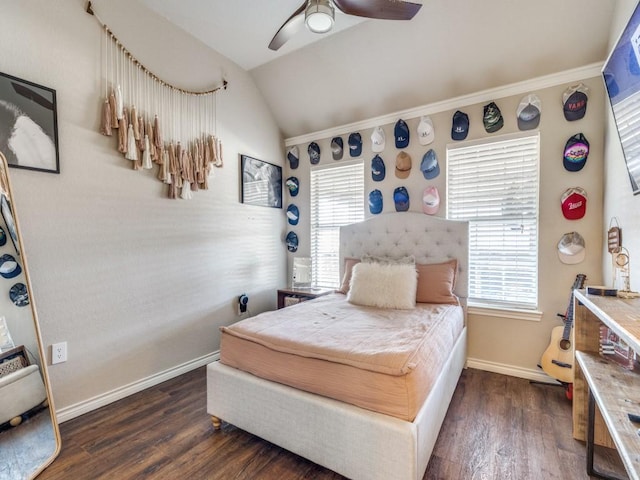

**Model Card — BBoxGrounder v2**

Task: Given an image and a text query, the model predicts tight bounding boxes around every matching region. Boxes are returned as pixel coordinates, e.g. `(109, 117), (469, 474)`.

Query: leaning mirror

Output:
(0, 152), (60, 478)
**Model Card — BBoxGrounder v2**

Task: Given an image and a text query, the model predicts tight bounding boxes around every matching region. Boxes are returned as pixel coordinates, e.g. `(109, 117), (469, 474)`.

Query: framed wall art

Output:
(1, 194), (19, 256)
(0, 71), (60, 174)
(240, 155), (282, 208)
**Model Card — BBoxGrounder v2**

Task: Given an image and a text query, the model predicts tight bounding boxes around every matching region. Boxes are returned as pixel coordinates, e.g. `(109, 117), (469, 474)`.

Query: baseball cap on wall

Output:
(417, 116), (435, 145)
(286, 231), (299, 252)
(561, 187), (587, 220)
(348, 132), (362, 157)
(420, 149), (440, 180)
(371, 155), (386, 181)
(422, 186), (440, 215)
(369, 189), (383, 214)
(287, 146), (299, 169)
(308, 142), (321, 164)
(286, 176), (299, 196)
(557, 231), (585, 264)
(483, 102), (504, 133)
(562, 84), (589, 121)
(371, 126), (386, 153)
(516, 94), (541, 130)
(394, 186), (410, 212)
(0, 254), (21, 279)
(286, 204), (300, 225)
(331, 136), (344, 160)
(394, 119), (410, 148)
(451, 110), (469, 140)
(395, 151), (412, 179)
(563, 133), (589, 172)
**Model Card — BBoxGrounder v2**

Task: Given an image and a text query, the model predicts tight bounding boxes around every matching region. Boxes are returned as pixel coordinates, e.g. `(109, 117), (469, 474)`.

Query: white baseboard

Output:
(56, 351), (220, 423)
(466, 357), (561, 385)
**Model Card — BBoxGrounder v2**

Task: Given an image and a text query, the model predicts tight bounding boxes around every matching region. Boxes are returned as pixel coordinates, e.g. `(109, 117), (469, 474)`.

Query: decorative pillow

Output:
(415, 259), (459, 305)
(337, 257), (360, 294)
(347, 262), (417, 309)
(361, 254), (416, 265)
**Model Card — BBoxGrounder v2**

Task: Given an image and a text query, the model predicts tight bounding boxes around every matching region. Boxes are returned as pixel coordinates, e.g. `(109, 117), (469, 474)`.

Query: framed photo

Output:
(1, 194), (19, 256)
(240, 155), (282, 208)
(0, 71), (60, 174)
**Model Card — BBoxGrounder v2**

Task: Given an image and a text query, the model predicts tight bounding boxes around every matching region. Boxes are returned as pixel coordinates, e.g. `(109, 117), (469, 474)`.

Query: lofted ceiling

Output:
(139, 0), (616, 139)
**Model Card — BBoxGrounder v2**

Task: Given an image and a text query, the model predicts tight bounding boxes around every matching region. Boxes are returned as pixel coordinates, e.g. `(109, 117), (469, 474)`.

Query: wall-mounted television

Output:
(603, 2), (640, 195)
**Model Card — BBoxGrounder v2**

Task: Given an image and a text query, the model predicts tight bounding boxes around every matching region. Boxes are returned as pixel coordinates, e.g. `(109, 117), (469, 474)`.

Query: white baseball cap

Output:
(371, 126), (385, 153)
(557, 231), (586, 264)
(417, 116), (435, 145)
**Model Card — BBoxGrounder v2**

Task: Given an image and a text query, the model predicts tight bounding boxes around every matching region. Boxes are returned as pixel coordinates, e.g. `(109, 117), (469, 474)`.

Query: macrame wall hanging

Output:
(87, 2), (227, 200)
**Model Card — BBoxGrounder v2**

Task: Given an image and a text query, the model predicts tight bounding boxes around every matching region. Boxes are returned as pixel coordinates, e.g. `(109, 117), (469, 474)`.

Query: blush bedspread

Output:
(219, 293), (464, 421)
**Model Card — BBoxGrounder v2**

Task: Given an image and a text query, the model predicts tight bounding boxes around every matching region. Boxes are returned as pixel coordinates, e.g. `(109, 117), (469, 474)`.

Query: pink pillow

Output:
(337, 257), (360, 294)
(415, 259), (459, 305)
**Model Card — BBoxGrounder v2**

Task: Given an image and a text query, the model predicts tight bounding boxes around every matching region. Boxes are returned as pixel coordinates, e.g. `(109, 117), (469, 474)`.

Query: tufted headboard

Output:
(339, 213), (469, 301)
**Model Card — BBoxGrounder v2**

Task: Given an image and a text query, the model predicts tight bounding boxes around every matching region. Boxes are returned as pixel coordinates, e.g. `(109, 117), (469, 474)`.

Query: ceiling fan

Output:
(269, 0), (423, 51)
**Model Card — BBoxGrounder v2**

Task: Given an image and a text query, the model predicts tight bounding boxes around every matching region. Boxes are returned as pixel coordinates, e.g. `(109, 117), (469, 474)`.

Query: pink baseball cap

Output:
(561, 187), (587, 220)
(422, 186), (440, 215)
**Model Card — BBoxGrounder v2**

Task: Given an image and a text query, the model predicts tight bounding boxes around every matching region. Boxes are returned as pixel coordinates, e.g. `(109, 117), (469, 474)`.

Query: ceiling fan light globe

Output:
(305, 0), (335, 33)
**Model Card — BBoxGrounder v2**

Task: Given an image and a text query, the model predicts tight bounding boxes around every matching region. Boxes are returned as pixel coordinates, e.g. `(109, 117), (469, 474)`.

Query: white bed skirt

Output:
(206, 327), (467, 480)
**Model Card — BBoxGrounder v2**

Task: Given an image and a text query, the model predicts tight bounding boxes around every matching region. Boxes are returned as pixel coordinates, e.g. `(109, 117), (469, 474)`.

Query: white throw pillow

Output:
(347, 262), (417, 309)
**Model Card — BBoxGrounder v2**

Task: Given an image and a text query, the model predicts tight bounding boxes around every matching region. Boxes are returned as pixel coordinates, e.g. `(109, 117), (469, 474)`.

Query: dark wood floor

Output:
(38, 367), (626, 480)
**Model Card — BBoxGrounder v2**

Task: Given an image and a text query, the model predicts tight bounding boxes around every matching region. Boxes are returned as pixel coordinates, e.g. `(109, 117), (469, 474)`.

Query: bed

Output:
(207, 212), (468, 480)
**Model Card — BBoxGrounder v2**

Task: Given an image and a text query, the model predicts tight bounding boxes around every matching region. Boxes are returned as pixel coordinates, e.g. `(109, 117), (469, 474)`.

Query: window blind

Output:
(310, 161), (364, 288)
(447, 134), (540, 309)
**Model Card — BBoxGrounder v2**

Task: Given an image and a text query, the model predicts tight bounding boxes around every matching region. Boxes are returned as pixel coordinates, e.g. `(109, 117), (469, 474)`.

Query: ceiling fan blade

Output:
(268, 2), (307, 51)
(333, 0), (422, 20)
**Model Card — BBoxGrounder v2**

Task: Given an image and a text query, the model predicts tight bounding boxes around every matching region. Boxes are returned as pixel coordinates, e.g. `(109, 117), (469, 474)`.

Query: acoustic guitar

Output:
(540, 274), (587, 384)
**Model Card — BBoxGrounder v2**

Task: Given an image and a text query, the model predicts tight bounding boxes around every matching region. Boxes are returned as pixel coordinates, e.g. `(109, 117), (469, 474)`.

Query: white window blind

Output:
(447, 134), (540, 309)
(310, 161), (364, 288)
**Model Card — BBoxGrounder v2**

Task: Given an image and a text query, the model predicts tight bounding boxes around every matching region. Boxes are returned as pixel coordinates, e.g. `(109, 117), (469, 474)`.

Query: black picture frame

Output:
(1, 194), (19, 256)
(602, 2), (640, 194)
(0, 71), (60, 174)
(240, 155), (282, 208)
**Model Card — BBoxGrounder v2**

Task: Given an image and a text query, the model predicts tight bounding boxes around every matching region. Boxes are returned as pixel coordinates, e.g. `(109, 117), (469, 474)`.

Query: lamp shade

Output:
(305, 0), (334, 33)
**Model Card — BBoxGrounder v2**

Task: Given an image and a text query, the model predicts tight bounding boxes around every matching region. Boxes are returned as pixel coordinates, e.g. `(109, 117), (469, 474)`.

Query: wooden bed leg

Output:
(211, 415), (222, 430)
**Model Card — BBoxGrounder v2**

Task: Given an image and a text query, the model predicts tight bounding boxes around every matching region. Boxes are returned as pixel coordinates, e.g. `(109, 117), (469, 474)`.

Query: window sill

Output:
(467, 303), (543, 322)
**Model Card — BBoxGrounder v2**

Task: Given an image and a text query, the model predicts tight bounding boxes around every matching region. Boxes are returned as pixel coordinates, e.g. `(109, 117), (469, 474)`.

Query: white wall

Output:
(0, 0), (285, 416)
(603, 0), (640, 289)
(285, 68), (606, 379)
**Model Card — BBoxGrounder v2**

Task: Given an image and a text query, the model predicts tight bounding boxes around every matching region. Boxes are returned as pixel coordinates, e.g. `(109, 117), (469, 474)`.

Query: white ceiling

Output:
(138, 0), (616, 139)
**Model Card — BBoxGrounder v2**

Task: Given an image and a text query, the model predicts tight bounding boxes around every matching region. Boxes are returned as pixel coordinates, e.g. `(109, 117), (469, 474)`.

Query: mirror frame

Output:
(0, 151), (61, 477)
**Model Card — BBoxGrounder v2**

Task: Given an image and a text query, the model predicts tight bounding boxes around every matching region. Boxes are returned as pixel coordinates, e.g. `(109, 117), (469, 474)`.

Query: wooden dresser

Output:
(573, 289), (640, 479)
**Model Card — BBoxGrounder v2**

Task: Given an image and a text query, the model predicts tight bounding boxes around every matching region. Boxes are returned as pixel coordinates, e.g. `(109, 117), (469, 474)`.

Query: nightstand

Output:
(277, 287), (334, 309)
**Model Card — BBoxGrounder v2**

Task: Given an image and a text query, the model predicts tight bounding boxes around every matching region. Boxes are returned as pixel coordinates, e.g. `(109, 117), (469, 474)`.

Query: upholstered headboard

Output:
(339, 213), (469, 300)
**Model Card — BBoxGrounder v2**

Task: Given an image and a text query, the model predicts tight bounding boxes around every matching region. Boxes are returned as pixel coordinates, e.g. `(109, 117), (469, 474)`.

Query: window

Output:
(310, 161), (364, 288)
(447, 133), (539, 310)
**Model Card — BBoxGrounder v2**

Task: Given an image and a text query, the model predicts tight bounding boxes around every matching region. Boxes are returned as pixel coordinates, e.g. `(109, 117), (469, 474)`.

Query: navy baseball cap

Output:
(563, 133), (589, 172)
(369, 189), (383, 215)
(371, 155), (386, 181)
(420, 149), (440, 180)
(394, 119), (410, 148)
(285, 231), (298, 252)
(0, 227), (5, 247)
(286, 204), (299, 225)
(286, 176), (299, 196)
(348, 132), (362, 157)
(308, 142), (321, 164)
(393, 186), (410, 212)
(287, 146), (299, 169)
(0, 254), (21, 279)
(563, 84), (589, 121)
(451, 111), (469, 140)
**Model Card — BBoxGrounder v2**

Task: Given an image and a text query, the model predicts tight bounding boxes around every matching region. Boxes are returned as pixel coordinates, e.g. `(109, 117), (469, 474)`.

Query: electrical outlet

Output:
(52, 342), (67, 364)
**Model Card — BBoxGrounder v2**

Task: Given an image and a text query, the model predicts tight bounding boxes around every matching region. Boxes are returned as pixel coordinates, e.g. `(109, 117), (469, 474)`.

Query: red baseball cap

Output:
(561, 187), (587, 220)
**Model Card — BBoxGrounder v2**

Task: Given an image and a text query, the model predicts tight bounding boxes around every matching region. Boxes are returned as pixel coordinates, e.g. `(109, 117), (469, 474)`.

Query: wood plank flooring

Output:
(38, 367), (626, 479)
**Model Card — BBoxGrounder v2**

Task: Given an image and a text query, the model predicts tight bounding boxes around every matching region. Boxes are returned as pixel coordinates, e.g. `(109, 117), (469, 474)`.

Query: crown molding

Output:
(284, 62), (603, 147)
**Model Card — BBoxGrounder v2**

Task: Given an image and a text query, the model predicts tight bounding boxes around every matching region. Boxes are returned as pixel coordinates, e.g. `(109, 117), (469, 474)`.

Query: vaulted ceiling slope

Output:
(142, 0), (616, 139)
